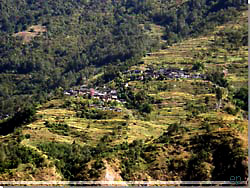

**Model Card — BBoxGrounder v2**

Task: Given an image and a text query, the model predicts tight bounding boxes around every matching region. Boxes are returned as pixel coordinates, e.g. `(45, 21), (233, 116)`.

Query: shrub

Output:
(93, 160), (104, 169)
(224, 106), (238, 115)
(139, 103), (152, 113)
(233, 87), (248, 111)
(192, 62), (204, 71)
(25, 134), (31, 139)
(207, 71), (228, 88)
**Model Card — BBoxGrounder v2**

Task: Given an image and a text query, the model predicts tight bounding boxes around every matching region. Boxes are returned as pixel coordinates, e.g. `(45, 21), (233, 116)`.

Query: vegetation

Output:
(0, 0), (247, 117)
(233, 87), (248, 111)
(186, 131), (248, 181)
(37, 142), (93, 180)
(0, 0), (248, 184)
(0, 140), (45, 174)
(0, 106), (36, 135)
(44, 121), (70, 136)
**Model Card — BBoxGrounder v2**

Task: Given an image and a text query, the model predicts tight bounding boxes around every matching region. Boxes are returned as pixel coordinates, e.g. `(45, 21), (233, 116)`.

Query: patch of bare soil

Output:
(101, 160), (127, 186)
(13, 25), (47, 43)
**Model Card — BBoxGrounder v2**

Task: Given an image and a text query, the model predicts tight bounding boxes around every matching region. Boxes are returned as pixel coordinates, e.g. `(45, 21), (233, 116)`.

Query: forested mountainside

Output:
(0, 0), (248, 185)
(0, 0), (247, 117)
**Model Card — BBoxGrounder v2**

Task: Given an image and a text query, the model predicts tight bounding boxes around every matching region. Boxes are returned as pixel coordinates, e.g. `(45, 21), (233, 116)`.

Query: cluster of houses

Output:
(63, 67), (208, 113)
(123, 67), (206, 81)
(64, 85), (126, 104)
(64, 85), (124, 112)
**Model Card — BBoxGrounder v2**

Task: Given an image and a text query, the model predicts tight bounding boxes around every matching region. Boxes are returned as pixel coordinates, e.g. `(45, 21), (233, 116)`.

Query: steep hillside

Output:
(0, 0), (247, 118)
(0, 8), (248, 185)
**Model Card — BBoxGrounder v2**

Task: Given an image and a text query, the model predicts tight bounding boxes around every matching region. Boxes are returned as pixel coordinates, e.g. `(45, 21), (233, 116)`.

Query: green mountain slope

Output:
(0, 7), (248, 184)
(0, 0), (247, 118)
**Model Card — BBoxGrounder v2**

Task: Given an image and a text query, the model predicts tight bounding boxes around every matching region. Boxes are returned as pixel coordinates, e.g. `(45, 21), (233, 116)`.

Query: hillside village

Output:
(64, 66), (209, 97)
(124, 67), (206, 81)
(63, 65), (228, 114)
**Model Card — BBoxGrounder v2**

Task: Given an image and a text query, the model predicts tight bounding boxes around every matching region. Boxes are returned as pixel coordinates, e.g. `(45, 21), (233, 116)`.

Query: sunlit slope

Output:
(0, 10), (247, 182)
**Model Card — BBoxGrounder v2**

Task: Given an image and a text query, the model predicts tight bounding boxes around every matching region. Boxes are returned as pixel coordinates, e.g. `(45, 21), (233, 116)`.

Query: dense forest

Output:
(0, 0), (247, 118)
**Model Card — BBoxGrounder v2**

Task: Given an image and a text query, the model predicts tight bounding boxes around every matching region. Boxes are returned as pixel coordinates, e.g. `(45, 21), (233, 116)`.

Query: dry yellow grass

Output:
(37, 108), (76, 117)
(22, 128), (74, 144)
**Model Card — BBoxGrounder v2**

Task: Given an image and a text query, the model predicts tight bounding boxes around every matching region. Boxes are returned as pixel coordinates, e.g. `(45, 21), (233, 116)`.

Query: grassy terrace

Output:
(21, 98), (164, 147)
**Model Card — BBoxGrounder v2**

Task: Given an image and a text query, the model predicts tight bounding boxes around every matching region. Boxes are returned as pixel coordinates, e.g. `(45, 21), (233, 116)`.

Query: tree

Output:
(233, 87), (248, 111)
(205, 96), (210, 104)
(192, 62), (204, 71)
(207, 71), (228, 88)
(139, 103), (152, 114)
(215, 87), (223, 109)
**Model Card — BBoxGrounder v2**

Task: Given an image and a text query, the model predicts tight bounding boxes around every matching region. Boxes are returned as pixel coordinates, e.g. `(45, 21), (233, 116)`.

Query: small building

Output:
(111, 95), (118, 99)
(64, 91), (71, 96)
(110, 90), (117, 94)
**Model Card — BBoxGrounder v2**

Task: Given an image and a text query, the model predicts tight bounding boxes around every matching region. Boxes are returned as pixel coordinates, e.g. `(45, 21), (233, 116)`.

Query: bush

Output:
(93, 160), (104, 169)
(192, 62), (204, 71)
(44, 121), (70, 135)
(233, 87), (248, 111)
(207, 71), (228, 87)
(25, 134), (31, 139)
(139, 103), (152, 113)
(224, 106), (239, 115)
(188, 131), (248, 181)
